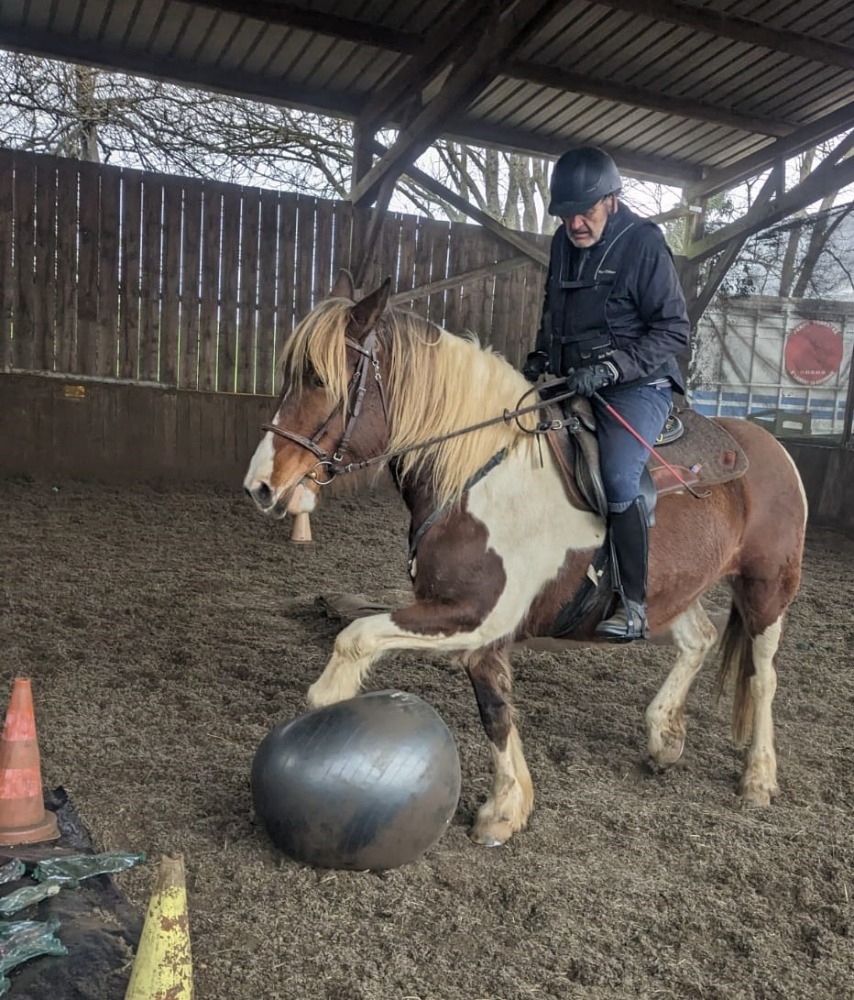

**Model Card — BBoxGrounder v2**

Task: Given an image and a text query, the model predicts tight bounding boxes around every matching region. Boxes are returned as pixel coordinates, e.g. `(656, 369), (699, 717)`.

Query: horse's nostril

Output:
(254, 482), (273, 507)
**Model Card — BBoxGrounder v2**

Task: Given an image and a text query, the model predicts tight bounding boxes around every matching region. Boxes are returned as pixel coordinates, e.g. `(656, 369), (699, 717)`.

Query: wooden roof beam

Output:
(190, 1), (814, 142)
(684, 139), (854, 262)
(687, 169), (778, 326)
(689, 99), (854, 198)
(350, 0), (568, 208)
(370, 138), (550, 267)
(505, 62), (793, 138)
(0, 23), (368, 117)
(183, 0), (419, 52)
(184, 0), (854, 72)
(214, 0), (799, 139)
(593, 0), (854, 70)
(356, 0), (492, 136)
(443, 117), (703, 185)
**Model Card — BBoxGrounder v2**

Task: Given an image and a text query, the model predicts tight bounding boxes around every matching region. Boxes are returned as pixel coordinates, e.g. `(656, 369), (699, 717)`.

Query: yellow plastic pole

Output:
(125, 853), (193, 1000)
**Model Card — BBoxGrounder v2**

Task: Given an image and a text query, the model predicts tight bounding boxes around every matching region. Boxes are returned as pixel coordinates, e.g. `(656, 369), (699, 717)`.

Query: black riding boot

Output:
(596, 496), (650, 643)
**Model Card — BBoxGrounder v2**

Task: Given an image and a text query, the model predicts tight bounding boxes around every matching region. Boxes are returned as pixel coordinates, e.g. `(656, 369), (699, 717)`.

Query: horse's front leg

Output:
(307, 600), (495, 708)
(306, 607), (534, 846)
(307, 613), (400, 708)
(462, 645), (533, 846)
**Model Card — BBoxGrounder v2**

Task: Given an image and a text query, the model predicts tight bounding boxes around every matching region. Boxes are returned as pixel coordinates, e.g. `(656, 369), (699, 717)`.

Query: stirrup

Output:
(655, 409), (684, 445)
(595, 599), (649, 644)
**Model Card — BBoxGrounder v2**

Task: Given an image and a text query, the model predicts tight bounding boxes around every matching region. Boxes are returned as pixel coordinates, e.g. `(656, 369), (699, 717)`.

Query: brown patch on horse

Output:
(391, 496), (506, 636)
(464, 646), (516, 751)
(719, 419), (805, 632)
(518, 547), (607, 642)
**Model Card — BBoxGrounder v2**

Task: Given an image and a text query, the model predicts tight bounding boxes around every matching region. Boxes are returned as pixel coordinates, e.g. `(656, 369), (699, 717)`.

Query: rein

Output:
(263, 328), (575, 483)
(262, 333), (701, 500)
(327, 382), (574, 478)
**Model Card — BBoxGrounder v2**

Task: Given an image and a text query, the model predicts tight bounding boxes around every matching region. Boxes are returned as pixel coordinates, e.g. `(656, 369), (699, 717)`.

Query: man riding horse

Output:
(523, 147), (691, 643)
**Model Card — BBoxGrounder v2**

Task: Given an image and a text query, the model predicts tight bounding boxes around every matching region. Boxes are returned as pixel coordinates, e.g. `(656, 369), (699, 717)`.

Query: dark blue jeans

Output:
(591, 383), (672, 513)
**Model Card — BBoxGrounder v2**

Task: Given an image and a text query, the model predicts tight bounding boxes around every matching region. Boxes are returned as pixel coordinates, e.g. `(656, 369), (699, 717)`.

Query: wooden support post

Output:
(842, 340), (854, 447)
(349, 125), (374, 283)
(353, 174), (397, 290)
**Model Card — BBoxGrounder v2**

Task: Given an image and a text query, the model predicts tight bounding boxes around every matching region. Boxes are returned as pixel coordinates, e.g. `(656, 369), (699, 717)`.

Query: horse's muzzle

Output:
(245, 479), (315, 519)
(244, 483), (288, 520)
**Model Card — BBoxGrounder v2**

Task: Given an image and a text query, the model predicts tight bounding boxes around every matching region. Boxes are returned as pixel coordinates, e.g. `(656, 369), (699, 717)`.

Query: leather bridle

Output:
(261, 329), (389, 486)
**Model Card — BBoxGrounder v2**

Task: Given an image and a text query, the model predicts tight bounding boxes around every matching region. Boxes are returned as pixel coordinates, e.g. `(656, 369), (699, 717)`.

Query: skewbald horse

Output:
(244, 271), (806, 847)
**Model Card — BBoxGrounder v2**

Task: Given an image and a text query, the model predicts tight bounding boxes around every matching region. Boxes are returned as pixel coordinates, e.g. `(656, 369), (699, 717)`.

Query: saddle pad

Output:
(649, 409), (748, 489)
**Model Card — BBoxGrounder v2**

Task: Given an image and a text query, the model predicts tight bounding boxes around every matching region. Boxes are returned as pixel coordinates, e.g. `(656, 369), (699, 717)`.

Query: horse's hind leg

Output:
(463, 645), (533, 846)
(646, 600), (719, 766)
(720, 576), (793, 804)
(741, 615), (782, 804)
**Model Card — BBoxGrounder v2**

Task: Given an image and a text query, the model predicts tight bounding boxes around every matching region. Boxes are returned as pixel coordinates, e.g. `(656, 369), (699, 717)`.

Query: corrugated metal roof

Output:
(2, 0), (854, 192)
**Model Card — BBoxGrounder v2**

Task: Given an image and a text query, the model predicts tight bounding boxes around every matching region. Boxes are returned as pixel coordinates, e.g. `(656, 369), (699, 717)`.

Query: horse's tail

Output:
(715, 603), (754, 746)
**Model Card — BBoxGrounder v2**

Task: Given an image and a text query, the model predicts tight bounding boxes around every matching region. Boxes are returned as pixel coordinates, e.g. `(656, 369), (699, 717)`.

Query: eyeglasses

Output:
(567, 197), (607, 223)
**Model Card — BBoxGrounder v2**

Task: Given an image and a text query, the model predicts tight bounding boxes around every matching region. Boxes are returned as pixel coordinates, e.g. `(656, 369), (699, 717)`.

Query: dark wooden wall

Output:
(0, 148), (547, 395)
(782, 442), (854, 535)
(0, 373), (269, 485)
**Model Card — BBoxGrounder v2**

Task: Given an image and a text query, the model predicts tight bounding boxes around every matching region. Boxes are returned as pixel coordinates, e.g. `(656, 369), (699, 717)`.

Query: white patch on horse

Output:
(308, 451), (603, 707)
(465, 445), (605, 641)
(243, 433), (276, 493)
(307, 612), (464, 707)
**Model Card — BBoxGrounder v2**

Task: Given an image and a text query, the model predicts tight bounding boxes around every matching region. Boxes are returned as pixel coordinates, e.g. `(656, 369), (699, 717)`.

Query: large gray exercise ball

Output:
(251, 690), (462, 870)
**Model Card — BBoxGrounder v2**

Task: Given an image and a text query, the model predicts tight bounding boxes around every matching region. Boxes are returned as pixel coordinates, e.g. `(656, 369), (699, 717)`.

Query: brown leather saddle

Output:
(545, 398), (749, 522)
(542, 398), (750, 637)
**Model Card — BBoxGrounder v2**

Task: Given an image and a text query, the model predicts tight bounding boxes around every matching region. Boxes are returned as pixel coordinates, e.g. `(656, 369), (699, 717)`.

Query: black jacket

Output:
(533, 205), (690, 394)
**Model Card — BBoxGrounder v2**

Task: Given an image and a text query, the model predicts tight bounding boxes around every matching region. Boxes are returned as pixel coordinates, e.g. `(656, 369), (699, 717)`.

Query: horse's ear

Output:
(330, 269), (356, 300)
(350, 277), (391, 337)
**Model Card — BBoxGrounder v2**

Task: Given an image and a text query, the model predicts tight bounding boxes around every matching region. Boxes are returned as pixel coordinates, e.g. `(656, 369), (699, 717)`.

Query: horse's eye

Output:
(304, 364), (325, 388)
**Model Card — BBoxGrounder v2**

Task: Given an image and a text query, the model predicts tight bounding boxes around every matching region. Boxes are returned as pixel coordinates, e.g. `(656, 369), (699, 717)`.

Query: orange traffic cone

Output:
(0, 679), (59, 845)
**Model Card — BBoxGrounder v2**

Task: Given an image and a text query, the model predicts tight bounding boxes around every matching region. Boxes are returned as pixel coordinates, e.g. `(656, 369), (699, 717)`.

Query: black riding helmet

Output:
(548, 146), (622, 218)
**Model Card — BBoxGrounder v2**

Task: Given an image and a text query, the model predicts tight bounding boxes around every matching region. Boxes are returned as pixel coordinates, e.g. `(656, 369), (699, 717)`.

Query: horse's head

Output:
(244, 270), (392, 518)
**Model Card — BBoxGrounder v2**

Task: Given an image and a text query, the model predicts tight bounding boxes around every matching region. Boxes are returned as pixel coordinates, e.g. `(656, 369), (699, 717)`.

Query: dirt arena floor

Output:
(3, 471), (854, 1000)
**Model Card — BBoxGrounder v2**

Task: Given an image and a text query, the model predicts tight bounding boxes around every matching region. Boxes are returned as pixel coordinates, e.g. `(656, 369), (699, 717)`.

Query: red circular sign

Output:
(784, 321), (843, 385)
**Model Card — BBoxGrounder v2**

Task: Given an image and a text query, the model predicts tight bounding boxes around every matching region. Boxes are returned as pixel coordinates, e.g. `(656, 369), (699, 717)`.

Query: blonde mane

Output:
(282, 299), (539, 506)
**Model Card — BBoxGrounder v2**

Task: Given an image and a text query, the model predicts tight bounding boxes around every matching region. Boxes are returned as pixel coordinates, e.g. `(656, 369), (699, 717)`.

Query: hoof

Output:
(649, 733), (685, 767)
(306, 680), (357, 710)
(740, 781), (778, 806)
(470, 814), (516, 847)
(470, 834), (505, 848)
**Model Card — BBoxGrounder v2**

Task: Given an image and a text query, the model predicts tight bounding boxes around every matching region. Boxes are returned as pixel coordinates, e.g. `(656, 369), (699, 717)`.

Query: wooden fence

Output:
(0, 148), (547, 395)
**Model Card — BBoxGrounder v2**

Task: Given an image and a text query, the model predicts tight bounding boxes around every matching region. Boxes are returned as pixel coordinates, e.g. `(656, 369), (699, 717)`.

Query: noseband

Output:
(261, 328), (388, 485)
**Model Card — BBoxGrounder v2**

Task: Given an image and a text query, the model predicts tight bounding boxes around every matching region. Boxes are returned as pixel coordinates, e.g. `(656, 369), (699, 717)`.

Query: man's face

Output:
(562, 194), (615, 247)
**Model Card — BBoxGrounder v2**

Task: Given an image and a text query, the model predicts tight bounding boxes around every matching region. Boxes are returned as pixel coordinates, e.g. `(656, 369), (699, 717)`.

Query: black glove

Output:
(522, 351), (549, 383)
(565, 362), (618, 397)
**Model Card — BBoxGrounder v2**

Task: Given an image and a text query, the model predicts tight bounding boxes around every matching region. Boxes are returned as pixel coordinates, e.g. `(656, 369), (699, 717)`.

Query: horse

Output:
(244, 270), (807, 848)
